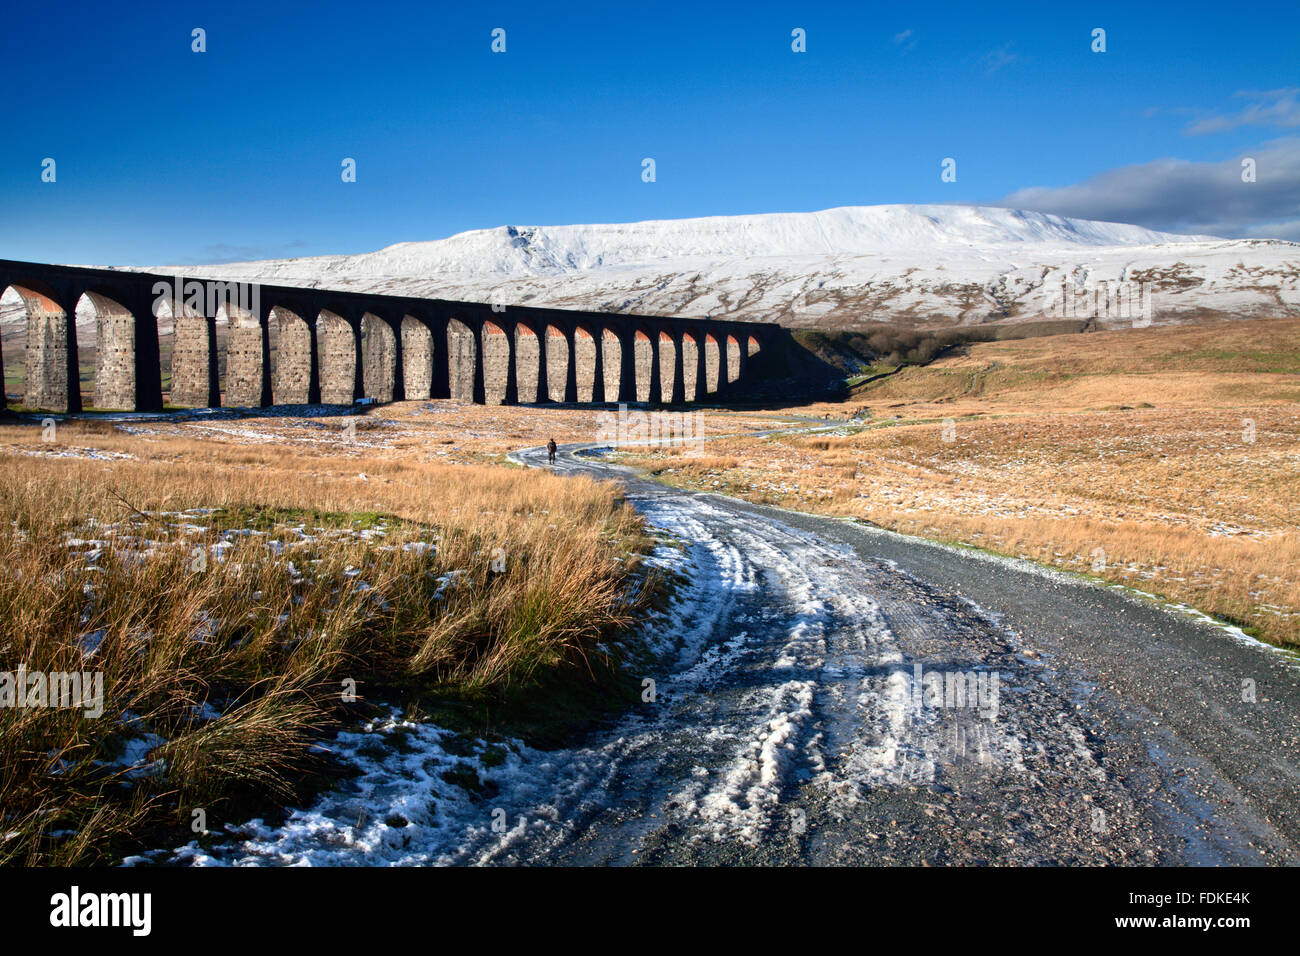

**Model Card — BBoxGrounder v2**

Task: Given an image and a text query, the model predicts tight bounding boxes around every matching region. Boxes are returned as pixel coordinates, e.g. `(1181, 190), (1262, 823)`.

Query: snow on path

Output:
(139, 444), (1055, 866)
(134, 439), (1291, 866)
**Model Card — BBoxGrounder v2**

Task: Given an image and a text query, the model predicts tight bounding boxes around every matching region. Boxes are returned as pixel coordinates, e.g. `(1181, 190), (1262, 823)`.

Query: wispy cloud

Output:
(892, 28), (916, 53)
(980, 44), (1018, 75)
(995, 138), (1300, 241)
(1186, 87), (1300, 135)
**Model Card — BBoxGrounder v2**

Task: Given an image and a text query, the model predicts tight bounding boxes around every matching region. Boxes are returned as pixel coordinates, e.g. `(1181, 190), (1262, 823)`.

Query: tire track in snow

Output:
(144, 439), (1298, 866)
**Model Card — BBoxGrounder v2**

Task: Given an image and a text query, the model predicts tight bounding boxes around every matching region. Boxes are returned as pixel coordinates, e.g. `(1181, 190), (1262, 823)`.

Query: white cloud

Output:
(1187, 88), (1300, 136)
(892, 29), (916, 53)
(996, 138), (1300, 241)
(981, 44), (1018, 74)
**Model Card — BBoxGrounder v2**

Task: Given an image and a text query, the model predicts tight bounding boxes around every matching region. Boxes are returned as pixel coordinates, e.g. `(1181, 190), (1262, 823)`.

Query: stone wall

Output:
(725, 337), (741, 383)
(24, 311), (73, 411)
(318, 313), (356, 405)
(573, 328), (597, 403)
(514, 326), (540, 402)
(225, 322), (266, 407)
(401, 318), (432, 400)
(94, 307), (136, 410)
(704, 337), (721, 393)
(601, 331), (621, 402)
(633, 334), (654, 403)
(545, 327), (568, 403)
(362, 315), (397, 403)
(446, 320), (476, 401)
(273, 309), (313, 404)
(657, 334), (676, 404)
(681, 336), (700, 401)
(170, 314), (217, 407)
(480, 322), (509, 405)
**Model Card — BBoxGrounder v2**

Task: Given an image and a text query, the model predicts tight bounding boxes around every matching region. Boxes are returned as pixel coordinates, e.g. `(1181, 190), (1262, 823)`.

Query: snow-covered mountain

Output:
(6, 205), (1299, 335)
(168, 204), (1298, 327)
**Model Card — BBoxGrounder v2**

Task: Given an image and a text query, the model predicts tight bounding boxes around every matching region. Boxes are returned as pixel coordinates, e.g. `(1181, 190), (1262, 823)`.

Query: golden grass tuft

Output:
(0, 426), (649, 865)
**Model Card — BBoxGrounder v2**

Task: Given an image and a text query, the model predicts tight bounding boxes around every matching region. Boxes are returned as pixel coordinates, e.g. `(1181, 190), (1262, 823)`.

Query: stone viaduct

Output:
(0, 259), (780, 413)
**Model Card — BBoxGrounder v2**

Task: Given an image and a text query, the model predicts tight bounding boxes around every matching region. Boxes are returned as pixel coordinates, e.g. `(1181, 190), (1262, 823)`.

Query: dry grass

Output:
(620, 319), (1300, 649)
(4, 316), (1296, 863)
(31, 400), (794, 465)
(0, 412), (652, 865)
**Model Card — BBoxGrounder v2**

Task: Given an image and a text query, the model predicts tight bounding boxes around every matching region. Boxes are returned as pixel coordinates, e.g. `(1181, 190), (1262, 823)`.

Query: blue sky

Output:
(2, 0), (1298, 264)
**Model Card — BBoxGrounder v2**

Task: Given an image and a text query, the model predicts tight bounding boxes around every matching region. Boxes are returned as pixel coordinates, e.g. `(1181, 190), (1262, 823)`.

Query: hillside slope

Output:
(151, 204), (1300, 328)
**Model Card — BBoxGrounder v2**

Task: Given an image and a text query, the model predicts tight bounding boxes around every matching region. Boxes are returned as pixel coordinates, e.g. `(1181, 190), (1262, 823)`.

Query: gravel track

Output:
(157, 438), (1299, 866)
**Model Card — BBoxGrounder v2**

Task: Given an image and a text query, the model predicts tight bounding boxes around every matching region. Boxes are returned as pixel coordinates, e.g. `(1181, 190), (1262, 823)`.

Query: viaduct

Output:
(0, 259), (781, 414)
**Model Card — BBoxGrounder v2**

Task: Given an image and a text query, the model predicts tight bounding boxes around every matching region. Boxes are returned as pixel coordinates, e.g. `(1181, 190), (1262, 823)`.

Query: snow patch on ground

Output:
(128, 524), (718, 866)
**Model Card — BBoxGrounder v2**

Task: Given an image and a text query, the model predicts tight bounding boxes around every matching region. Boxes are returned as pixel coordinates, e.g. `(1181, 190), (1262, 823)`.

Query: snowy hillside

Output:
(6, 205), (1299, 335)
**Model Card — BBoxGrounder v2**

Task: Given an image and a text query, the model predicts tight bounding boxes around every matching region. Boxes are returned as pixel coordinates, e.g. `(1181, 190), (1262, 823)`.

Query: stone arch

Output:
(573, 324), (598, 403)
(271, 305), (316, 405)
(633, 330), (654, 403)
(0, 288), (17, 408)
(747, 334), (761, 358)
(361, 313), (397, 403)
(446, 317), (477, 401)
(725, 334), (742, 384)
(704, 333), (721, 395)
(480, 319), (509, 405)
(545, 325), (569, 402)
(401, 316), (432, 401)
(513, 322), (540, 403)
(1, 281), (78, 412)
(318, 309), (357, 405)
(601, 329), (621, 403)
(681, 332), (701, 403)
(165, 293), (217, 408)
(218, 295), (268, 407)
(0, 287), (22, 409)
(78, 290), (136, 411)
(657, 330), (676, 404)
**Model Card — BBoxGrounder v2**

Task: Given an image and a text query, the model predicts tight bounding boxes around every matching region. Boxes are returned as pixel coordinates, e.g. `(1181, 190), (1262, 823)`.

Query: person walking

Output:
(546, 438), (557, 464)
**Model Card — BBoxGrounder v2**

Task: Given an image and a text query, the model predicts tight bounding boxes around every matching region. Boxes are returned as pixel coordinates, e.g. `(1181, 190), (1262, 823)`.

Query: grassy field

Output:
(3, 315), (1296, 864)
(0, 410), (658, 865)
(617, 317), (1300, 649)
